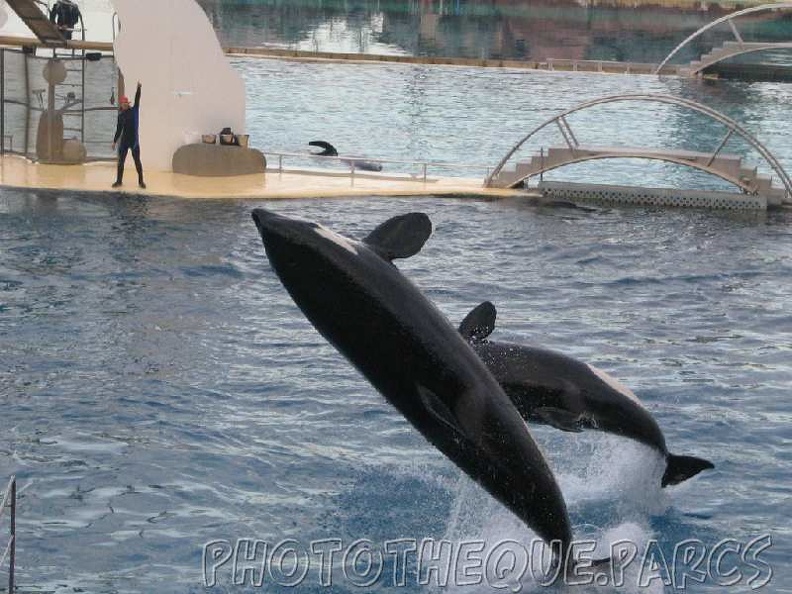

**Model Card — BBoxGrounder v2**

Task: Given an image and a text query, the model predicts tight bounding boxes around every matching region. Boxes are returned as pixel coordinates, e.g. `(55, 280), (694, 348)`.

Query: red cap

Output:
(119, 95), (130, 105)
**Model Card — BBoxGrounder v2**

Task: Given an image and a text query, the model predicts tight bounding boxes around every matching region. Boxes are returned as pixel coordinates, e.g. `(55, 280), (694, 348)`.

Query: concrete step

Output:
(753, 174), (775, 193)
(739, 166), (758, 180)
(490, 169), (523, 188)
(515, 161), (536, 177)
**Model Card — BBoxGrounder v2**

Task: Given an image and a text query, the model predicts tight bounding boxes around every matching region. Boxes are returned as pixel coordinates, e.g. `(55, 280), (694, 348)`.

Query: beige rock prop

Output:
(172, 143), (266, 177)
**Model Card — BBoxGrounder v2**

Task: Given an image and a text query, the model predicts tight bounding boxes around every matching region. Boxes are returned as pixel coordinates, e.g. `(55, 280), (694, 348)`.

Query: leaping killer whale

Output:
(251, 208), (599, 571)
(459, 302), (714, 488)
(308, 140), (384, 172)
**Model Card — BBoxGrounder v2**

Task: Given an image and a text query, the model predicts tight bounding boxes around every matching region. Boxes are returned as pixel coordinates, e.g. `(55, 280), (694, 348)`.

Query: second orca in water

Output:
(459, 301), (714, 488)
(308, 140), (384, 172)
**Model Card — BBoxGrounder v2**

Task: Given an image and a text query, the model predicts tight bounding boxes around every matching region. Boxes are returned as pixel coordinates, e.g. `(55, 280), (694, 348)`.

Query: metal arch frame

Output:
(512, 153), (758, 194)
(484, 93), (792, 200)
(654, 2), (792, 75)
(688, 41), (792, 76)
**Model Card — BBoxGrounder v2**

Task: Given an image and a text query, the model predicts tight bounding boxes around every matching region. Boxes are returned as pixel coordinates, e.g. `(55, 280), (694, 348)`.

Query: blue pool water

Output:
(0, 190), (790, 593)
(2, 10), (792, 590)
(238, 58), (792, 192)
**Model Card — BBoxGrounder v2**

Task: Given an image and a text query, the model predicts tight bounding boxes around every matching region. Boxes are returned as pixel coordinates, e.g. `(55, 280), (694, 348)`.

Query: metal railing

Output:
(0, 476), (16, 594)
(264, 150), (493, 183)
(485, 93), (792, 201)
(654, 2), (792, 75)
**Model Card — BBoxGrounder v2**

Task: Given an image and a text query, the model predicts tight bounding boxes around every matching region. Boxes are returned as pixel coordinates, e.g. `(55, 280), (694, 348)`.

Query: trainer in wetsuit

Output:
(49, 0), (81, 41)
(112, 82), (146, 189)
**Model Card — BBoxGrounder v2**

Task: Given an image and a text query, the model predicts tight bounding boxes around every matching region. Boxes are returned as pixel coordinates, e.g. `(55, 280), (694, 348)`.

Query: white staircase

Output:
(490, 145), (788, 207)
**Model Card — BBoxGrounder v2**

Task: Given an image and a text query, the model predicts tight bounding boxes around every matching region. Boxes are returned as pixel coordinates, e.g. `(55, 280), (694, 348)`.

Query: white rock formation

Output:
(110, 0), (246, 171)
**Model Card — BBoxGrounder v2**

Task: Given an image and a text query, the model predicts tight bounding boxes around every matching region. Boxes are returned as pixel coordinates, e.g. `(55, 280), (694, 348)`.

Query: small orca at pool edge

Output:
(308, 140), (384, 172)
(459, 301), (714, 488)
(251, 208), (604, 573)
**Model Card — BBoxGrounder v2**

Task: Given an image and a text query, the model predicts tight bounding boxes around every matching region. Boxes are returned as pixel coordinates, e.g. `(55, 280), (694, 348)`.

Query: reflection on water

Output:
(197, 0), (792, 63)
(1, 0), (788, 67)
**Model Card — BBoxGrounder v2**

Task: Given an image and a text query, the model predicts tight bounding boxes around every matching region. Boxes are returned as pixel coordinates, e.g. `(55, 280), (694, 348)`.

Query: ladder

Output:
(56, 53), (87, 145)
(41, 1), (88, 147)
(5, 0), (67, 46)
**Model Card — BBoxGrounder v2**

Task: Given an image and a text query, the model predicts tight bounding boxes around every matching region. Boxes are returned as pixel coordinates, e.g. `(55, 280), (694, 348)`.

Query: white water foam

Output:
(553, 432), (670, 516)
(438, 432), (671, 593)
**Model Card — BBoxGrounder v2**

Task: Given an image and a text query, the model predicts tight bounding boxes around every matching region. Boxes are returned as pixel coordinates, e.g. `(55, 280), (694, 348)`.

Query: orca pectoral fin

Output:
(458, 302), (497, 343)
(416, 384), (463, 436)
(363, 213), (432, 261)
(662, 454), (715, 487)
(534, 407), (584, 433)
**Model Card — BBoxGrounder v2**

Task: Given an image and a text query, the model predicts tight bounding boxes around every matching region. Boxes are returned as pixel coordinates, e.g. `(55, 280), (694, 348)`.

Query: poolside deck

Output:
(0, 154), (522, 200)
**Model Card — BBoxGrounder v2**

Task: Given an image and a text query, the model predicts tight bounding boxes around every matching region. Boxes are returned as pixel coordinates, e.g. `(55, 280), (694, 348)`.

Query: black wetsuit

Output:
(113, 85), (144, 187)
(49, 1), (81, 41)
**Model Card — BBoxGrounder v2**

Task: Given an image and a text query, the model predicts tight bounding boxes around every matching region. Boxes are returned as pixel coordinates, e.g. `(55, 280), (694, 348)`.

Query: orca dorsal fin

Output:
(459, 301), (497, 343)
(362, 213), (432, 261)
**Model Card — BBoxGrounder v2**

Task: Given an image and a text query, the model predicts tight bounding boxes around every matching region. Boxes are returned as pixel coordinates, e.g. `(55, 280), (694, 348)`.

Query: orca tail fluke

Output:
(308, 140), (338, 156)
(662, 454), (714, 487)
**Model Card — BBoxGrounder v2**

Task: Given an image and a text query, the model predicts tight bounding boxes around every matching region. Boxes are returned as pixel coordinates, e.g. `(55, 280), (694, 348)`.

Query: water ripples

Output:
(0, 164), (790, 591)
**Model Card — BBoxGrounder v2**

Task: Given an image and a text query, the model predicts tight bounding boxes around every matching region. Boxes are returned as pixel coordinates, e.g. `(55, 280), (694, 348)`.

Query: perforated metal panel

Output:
(539, 181), (767, 210)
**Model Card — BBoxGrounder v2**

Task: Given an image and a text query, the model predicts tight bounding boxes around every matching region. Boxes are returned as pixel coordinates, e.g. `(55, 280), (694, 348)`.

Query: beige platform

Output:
(0, 154), (520, 200)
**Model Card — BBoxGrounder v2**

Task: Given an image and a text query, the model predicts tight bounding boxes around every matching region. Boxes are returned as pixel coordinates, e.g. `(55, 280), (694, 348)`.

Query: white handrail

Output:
(654, 2), (792, 74)
(264, 150), (493, 181)
(485, 93), (792, 200)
